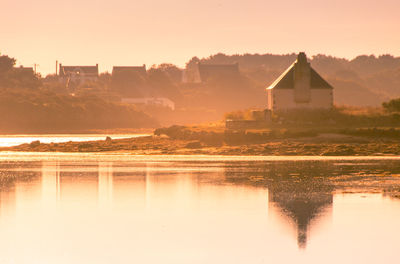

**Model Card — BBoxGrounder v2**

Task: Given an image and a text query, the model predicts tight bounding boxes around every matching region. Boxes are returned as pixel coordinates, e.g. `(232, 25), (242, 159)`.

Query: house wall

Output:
(268, 89), (333, 110)
(69, 75), (98, 83)
(267, 89), (273, 110)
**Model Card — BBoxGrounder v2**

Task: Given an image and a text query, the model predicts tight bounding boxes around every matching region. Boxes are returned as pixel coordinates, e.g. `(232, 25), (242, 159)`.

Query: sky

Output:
(1, 0), (399, 75)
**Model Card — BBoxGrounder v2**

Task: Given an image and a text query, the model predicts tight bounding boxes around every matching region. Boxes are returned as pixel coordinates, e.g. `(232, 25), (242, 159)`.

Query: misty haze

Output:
(1, 0), (400, 263)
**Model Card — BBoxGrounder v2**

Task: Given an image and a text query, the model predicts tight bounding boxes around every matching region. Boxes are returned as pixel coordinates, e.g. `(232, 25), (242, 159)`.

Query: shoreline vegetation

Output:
(1, 51), (400, 155)
(2, 52), (400, 131)
(2, 105), (400, 156)
(1, 125), (400, 156)
(0, 90), (158, 133)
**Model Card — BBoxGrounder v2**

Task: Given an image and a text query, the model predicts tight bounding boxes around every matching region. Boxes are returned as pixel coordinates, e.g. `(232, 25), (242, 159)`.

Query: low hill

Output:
(0, 90), (158, 133)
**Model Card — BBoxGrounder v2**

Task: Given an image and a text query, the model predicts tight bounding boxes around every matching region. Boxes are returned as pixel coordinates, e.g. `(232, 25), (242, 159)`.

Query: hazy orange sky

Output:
(1, 0), (399, 75)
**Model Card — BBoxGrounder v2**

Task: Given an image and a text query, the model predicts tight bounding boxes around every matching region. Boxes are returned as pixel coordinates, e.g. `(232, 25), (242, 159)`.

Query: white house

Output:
(121, 97), (175, 110)
(266, 52), (333, 111)
(59, 64), (99, 87)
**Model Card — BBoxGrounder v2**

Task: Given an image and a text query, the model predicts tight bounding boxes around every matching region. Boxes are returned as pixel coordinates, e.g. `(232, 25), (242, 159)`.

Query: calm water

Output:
(0, 134), (149, 147)
(1, 153), (400, 263)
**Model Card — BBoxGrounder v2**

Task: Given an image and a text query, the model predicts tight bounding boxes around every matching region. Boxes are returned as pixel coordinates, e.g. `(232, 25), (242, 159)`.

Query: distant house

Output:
(266, 52), (333, 111)
(14, 66), (34, 74)
(121, 97), (175, 110)
(182, 62), (240, 83)
(112, 65), (147, 77)
(111, 65), (148, 96)
(59, 64), (99, 87)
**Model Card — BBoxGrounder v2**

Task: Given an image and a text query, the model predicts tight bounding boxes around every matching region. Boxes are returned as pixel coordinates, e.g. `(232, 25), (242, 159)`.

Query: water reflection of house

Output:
(98, 162), (113, 205)
(267, 162), (334, 248)
(269, 186), (332, 248)
(112, 163), (147, 208)
(223, 161), (333, 248)
(41, 161), (61, 206)
(39, 161), (149, 207)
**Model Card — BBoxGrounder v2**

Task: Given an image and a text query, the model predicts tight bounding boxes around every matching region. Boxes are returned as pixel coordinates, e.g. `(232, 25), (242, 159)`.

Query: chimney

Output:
(294, 52), (311, 103)
(297, 52), (308, 65)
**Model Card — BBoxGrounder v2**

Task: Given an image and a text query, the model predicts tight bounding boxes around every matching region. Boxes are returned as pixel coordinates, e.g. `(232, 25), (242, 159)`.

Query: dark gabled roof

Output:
(112, 65), (146, 76)
(267, 54), (333, 89)
(14, 66), (34, 74)
(310, 68), (332, 89)
(268, 62), (296, 89)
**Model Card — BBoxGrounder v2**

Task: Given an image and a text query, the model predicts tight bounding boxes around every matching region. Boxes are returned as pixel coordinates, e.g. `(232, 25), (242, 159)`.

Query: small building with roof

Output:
(198, 62), (239, 82)
(14, 66), (34, 74)
(182, 62), (240, 83)
(266, 52), (333, 111)
(112, 65), (147, 77)
(111, 65), (148, 96)
(59, 64), (99, 87)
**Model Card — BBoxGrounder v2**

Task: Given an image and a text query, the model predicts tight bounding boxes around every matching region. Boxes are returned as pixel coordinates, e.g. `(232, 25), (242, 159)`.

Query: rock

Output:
(78, 143), (92, 151)
(30, 140), (40, 147)
(185, 141), (203, 149)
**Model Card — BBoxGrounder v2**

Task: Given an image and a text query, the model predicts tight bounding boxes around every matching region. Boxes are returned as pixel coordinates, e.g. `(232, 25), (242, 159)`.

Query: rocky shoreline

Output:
(1, 134), (400, 156)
